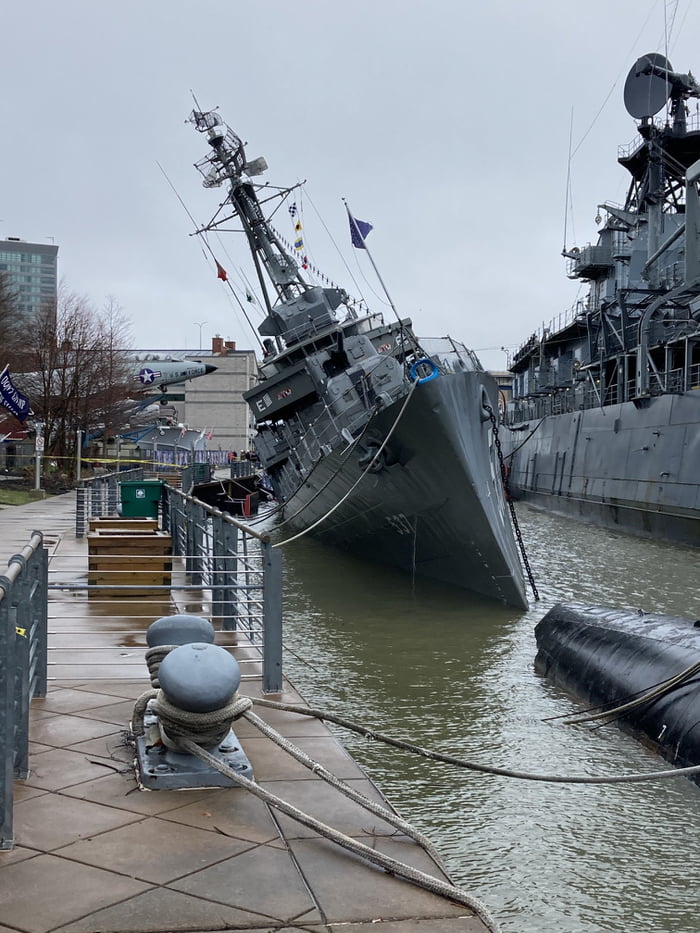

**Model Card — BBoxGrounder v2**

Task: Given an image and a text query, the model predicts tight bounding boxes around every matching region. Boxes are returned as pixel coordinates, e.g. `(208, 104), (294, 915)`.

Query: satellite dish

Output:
(624, 53), (672, 119)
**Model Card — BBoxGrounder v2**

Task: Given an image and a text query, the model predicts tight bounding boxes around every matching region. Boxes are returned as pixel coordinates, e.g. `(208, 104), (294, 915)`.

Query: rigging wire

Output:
(568, 0), (660, 162)
(563, 107), (575, 252)
(212, 230), (264, 319)
(563, 0), (666, 250)
(272, 380), (418, 548)
(155, 160), (264, 353)
(302, 186), (370, 306)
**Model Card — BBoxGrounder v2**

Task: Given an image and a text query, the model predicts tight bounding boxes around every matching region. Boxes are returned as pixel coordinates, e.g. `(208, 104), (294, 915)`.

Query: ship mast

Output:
(189, 109), (307, 315)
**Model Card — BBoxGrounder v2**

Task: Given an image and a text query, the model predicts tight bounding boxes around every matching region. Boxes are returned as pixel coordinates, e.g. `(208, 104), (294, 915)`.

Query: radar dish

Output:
(624, 53), (673, 119)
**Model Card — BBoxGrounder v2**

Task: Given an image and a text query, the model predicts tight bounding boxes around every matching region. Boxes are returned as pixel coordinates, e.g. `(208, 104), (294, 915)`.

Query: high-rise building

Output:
(0, 237), (59, 318)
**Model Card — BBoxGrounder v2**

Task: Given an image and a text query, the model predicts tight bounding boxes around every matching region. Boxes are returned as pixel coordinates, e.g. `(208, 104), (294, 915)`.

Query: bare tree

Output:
(20, 286), (136, 477)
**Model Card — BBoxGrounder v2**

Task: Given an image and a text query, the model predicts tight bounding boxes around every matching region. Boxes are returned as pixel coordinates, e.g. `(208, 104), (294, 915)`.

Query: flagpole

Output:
(343, 200), (401, 321)
(343, 201), (424, 357)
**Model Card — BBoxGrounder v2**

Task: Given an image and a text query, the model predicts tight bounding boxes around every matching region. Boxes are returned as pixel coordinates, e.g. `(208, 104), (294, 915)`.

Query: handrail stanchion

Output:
(220, 519), (239, 631)
(0, 573), (16, 850)
(261, 540), (283, 694)
(0, 533), (47, 850)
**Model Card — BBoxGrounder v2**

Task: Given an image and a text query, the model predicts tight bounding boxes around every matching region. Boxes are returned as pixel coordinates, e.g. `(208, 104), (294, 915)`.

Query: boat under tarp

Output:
(535, 603), (700, 772)
(191, 475), (260, 517)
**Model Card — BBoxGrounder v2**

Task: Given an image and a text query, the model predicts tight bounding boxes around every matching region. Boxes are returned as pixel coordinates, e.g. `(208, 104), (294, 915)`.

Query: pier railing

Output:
(0, 532), (48, 850)
(2, 475), (283, 849)
(67, 475), (283, 694)
(163, 487), (282, 694)
(75, 467), (144, 537)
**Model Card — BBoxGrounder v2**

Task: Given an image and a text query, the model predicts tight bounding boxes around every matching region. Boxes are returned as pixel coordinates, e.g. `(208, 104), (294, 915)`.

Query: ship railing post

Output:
(220, 519), (239, 632)
(261, 539), (282, 694)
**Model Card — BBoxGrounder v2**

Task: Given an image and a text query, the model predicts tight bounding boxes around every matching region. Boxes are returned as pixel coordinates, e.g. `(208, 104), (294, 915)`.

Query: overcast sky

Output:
(4, 0), (700, 370)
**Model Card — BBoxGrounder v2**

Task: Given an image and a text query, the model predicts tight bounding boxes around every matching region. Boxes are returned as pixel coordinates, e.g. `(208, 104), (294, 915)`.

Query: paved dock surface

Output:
(0, 490), (490, 933)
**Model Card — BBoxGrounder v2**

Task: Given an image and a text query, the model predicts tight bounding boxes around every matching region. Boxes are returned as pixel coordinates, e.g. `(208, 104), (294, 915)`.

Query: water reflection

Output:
(279, 506), (700, 933)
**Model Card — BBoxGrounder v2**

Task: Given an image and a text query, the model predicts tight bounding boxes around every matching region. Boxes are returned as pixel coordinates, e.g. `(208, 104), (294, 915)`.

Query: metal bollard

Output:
(158, 642), (240, 713)
(134, 617), (252, 789)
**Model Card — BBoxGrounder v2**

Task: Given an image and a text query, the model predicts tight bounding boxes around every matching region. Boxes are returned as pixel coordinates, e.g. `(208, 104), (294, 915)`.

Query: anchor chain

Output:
(485, 404), (539, 601)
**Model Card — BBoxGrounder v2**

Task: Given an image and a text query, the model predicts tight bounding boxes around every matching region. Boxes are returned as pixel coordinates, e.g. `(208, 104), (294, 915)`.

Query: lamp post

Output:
(194, 321), (207, 350)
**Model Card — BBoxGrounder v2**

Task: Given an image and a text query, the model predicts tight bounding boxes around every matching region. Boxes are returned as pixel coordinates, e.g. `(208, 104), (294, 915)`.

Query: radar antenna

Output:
(624, 53), (700, 125)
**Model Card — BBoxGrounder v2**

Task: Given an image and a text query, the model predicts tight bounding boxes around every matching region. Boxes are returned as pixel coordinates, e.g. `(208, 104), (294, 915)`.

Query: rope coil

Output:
(151, 690), (250, 748)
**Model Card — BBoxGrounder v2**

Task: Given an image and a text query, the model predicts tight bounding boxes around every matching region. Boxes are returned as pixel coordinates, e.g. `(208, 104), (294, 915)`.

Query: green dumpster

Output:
(119, 480), (164, 518)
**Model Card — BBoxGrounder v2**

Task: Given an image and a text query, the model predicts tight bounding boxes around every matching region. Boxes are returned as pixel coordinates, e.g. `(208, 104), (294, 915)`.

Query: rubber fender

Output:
(535, 602), (700, 770)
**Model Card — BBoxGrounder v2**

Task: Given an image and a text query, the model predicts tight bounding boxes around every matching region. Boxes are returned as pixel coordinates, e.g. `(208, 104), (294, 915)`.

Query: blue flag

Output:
(0, 365), (32, 422)
(349, 214), (373, 249)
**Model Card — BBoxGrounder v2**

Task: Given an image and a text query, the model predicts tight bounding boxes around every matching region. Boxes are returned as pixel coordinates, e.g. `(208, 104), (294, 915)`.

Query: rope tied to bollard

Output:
(129, 686), (501, 933)
(177, 737), (502, 933)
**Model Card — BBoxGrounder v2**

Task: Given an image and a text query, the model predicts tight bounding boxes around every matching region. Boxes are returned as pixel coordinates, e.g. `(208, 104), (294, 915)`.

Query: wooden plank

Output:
(88, 517), (159, 532)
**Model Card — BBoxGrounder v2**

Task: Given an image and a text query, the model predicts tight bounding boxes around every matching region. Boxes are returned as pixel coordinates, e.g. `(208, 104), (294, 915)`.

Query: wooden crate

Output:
(87, 530), (172, 597)
(88, 517), (159, 533)
(156, 472), (182, 488)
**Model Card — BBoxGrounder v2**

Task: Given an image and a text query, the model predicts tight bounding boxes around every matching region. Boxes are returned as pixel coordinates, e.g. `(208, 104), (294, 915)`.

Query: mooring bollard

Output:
(144, 613), (215, 687)
(133, 615), (253, 789)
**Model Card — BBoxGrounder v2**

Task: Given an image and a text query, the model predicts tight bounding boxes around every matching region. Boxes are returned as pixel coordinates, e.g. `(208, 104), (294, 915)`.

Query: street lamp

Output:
(193, 321), (207, 350)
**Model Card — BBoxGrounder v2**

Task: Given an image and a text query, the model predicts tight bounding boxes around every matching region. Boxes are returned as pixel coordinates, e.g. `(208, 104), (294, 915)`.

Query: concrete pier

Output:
(0, 490), (491, 932)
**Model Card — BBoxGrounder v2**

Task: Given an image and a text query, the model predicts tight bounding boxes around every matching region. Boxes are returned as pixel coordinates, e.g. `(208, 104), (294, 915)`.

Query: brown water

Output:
(278, 506), (700, 933)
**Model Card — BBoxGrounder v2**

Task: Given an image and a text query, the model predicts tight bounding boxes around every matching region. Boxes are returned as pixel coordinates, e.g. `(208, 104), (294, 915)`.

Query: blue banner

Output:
(0, 365), (32, 422)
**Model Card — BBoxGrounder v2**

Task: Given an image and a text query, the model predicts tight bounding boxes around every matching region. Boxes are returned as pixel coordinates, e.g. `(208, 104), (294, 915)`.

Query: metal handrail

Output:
(1, 532), (48, 850)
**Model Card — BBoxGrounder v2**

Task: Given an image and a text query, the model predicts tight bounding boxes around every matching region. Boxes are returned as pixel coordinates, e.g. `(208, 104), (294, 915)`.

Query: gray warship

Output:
(188, 108), (528, 608)
(503, 53), (700, 548)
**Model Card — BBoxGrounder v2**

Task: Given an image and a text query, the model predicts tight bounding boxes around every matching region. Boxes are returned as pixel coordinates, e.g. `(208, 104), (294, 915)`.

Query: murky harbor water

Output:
(276, 506), (700, 933)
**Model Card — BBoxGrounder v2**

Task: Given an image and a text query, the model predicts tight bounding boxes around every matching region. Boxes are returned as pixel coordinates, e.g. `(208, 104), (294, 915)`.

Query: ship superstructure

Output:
(504, 54), (700, 546)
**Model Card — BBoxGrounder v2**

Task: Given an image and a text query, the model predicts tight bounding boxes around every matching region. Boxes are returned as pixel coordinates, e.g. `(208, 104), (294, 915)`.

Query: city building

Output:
(135, 337), (259, 455)
(184, 337), (258, 455)
(0, 237), (59, 319)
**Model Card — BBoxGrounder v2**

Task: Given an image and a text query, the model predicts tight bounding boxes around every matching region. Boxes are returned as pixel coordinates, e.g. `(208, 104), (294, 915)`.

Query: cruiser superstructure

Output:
(188, 108), (528, 608)
(504, 54), (700, 547)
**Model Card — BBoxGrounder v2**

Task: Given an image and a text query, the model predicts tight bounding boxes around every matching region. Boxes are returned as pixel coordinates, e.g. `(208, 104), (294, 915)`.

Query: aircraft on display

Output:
(131, 356), (217, 403)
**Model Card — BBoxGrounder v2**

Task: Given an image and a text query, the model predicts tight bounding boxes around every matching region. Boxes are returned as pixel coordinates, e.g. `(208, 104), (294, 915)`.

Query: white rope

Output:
(242, 707), (444, 865)
(252, 697), (700, 785)
(178, 738), (502, 933)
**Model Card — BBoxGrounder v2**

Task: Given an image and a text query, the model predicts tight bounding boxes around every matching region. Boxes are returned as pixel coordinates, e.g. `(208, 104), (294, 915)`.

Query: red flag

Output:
(215, 260), (228, 281)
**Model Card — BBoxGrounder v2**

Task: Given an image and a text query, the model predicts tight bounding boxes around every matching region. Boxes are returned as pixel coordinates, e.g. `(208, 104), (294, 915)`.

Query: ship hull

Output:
(273, 370), (529, 609)
(503, 390), (700, 547)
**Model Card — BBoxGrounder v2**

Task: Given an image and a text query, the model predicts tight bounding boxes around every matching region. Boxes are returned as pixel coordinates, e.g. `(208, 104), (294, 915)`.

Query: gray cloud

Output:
(4, 0), (696, 368)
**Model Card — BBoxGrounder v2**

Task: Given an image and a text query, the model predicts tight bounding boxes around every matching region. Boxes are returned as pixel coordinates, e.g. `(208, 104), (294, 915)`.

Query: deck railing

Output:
(508, 359), (699, 422)
(2, 474), (283, 850)
(0, 533), (48, 850)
